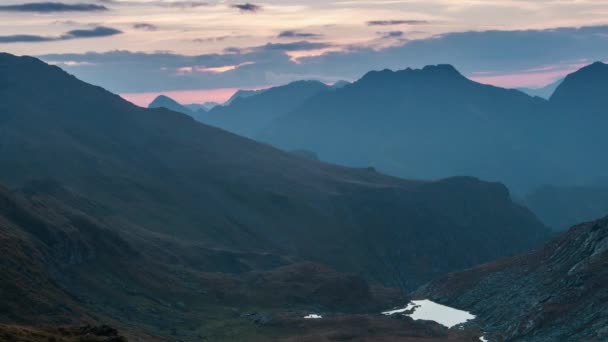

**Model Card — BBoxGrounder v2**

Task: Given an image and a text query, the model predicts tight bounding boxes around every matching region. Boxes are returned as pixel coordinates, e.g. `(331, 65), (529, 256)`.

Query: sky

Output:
(1, 0), (608, 105)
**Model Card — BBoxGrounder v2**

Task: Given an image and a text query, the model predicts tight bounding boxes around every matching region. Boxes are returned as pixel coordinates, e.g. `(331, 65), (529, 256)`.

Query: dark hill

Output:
(550, 61), (608, 116)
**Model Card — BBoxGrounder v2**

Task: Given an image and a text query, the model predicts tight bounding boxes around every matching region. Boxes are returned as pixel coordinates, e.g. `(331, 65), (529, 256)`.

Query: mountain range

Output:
(0, 53), (552, 340)
(157, 62), (608, 230)
(183, 63), (607, 194)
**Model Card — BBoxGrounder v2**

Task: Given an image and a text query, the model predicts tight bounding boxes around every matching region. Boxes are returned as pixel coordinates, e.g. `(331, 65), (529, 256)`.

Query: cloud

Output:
(0, 26), (122, 43)
(37, 26), (608, 93)
(278, 30), (323, 39)
(367, 20), (429, 26)
(258, 41), (333, 52)
(133, 23), (158, 31)
(65, 26), (122, 38)
(377, 31), (404, 39)
(175, 61), (256, 74)
(0, 2), (108, 12)
(231, 3), (261, 12)
(98, 0), (208, 8)
(193, 35), (250, 43)
(0, 35), (55, 43)
(162, 1), (208, 8)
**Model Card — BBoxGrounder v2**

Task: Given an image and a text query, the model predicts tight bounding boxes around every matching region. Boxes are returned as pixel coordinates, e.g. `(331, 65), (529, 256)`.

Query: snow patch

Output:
(303, 314), (322, 319)
(382, 299), (475, 328)
(480, 336), (488, 342)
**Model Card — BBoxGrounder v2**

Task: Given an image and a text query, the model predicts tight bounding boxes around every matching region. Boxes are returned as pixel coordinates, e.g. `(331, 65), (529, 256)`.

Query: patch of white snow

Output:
(382, 299), (475, 328)
(303, 314), (322, 319)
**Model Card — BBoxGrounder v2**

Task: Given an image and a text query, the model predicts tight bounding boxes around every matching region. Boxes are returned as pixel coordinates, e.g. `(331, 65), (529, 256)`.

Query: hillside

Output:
(418, 216), (608, 341)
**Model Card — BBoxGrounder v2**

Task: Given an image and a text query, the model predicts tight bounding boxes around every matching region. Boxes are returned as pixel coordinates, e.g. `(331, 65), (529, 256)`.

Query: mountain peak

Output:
(549, 61), (608, 111)
(148, 94), (194, 115)
(421, 64), (461, 74)
(588, 61), (607, 68)
(358, 64), (465, 85)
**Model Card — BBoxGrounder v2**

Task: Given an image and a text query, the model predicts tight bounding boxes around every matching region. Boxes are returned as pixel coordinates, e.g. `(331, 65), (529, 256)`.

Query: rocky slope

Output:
(418, 216), (608, 341)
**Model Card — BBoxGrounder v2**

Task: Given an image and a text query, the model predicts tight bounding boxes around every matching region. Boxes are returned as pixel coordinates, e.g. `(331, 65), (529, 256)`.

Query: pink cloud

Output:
(469, 62), (589, 88)
(120, 86), (267, 107)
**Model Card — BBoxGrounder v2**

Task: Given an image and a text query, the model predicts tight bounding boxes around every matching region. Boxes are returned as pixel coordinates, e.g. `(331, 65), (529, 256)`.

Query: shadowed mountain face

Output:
(418, 216), (608, 342)
(0, 53), (549, 289)
(524, 185), (608, 231)
(257, 65), (550, 192)
(193, 62), (608, 198)
(0, 182), (408, 340)
(550, 62), (608, 116)
(200, 80), (331, 138)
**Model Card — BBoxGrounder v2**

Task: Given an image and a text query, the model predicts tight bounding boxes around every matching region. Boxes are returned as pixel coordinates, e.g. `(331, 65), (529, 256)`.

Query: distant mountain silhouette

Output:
(543, 62), (608, 188)
(332, 80), (350, 89)
(148, 94), (194, 115)
(518, 78), (562, 99)
(258, 65), (552, 192)
(525, 185), (608, 231)
(179, 62), (605, 198)
(550, 62), (608, 116)
(419, 215), (608, 341)
(199, 80), (331, 138)
(225, 88), (267, 105)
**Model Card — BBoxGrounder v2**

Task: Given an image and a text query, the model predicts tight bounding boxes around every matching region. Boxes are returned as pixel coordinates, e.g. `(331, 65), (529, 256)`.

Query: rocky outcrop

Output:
(417, 217), (608, 341)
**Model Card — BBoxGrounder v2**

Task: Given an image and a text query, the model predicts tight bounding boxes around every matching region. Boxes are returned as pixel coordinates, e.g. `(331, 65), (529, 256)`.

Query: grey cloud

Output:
(258, 41), (333, 52)
(0, 2), (108, 12)
(194, 35), (250, 43)
(377, 31), (404, 38)
(223, 47), (243, 53)
(163, 1), (208, 8)
(65, 26), (122, 38)
(0, 35), (55, 43)
(278, 30), (322, 39)
(0, 26), (122, 43)
(133, 23), (158, 31)
(367, 20), (428, 26)
(231, 3), (261, 12)
(99, 0), (208, 8)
